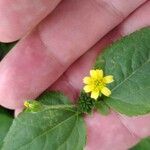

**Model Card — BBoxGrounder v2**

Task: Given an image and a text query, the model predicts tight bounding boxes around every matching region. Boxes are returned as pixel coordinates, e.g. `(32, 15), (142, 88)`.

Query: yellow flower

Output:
(24, 101), (30, 108)
(24, 101), (34, 109)
(83, 69), (114, 100)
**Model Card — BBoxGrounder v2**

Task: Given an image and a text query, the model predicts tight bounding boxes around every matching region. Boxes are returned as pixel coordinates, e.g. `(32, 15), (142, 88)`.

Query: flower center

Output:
(94, 79), (105, 90)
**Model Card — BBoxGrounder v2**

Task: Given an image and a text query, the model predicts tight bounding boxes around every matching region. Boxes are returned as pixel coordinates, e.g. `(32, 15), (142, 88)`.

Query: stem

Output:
(45, 104), (76, 110)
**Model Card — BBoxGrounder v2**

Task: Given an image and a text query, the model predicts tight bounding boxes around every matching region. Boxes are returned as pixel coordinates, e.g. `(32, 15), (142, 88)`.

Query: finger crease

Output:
(37, 28), (66, 70)
(116, 113), (141, 140)
(91, 0), (125, 21)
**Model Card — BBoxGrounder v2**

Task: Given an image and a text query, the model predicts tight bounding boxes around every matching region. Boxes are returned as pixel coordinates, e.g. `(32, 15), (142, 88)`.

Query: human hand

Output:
(0, 0), (150, 149)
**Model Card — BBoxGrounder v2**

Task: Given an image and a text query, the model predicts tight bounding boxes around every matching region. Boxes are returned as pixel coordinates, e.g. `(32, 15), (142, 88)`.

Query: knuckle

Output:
(37, 28), (66, 71)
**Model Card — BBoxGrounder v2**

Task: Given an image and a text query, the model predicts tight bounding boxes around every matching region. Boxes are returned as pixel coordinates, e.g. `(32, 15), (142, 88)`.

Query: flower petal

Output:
(24, 101), (29, 108)
(103, 75), (114, 84)
(83, 77), (92, 84)
(91, 90), (99, 100)
(90, 70), (98, 78)
(83, 85), (93, 93)
(101, 87), (111, 97)
(96, 69), (103, 78)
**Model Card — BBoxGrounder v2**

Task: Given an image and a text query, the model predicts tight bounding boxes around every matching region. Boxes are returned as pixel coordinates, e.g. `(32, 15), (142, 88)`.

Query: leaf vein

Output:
(112, 58), (150, 92)
(18, 113), (77, 150)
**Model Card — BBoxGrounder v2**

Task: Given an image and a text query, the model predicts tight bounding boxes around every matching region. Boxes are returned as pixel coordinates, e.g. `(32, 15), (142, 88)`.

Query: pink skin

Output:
(0, 0), (62, 42)
(0, 0), (149, 149)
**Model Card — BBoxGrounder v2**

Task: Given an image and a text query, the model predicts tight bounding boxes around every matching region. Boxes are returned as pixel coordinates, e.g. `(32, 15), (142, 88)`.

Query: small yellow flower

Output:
(24, 101), (30, 108)
(83, 69), (114, 100)
(24, 101), (34, 109)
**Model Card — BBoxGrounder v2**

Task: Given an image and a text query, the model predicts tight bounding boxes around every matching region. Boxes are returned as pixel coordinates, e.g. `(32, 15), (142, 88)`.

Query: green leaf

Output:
(37, 91), (71, 105)
(2, 92), (86, 150)
(0, 108), (13, 148)
(95, 27), (150, 116)
(95, 101), (110, 116)
(130, 137), (150, 150)
(0, 42), (16, 60)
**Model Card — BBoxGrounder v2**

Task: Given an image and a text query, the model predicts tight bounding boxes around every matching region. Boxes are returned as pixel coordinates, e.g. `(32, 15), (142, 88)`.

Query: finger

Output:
(84, 112), (138, 150)
(14, 108), (23, 117)
(0, 0), (146, 109)
(0, 0), (62, 42)
(50, 1), (150, 149)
